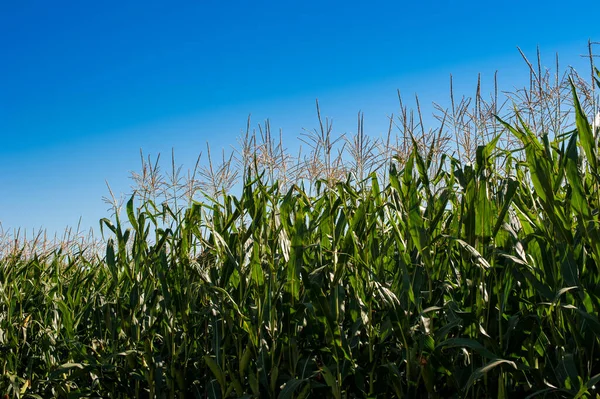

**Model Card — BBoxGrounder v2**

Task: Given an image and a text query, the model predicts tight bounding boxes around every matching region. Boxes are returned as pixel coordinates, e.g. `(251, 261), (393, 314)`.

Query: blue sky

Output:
(1, 0), (598, 238)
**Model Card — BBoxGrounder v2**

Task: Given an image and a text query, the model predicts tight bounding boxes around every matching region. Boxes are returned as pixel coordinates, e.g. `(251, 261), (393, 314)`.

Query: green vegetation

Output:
(2, 48), (600, 398)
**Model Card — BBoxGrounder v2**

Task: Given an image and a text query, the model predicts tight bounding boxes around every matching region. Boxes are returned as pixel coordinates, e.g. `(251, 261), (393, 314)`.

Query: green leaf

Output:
(574, 373), (600, 399)
(464, 359), (517, 393)
(320, 364), (341, 399)
(570, 78), (597, 171)
(564, 128), (590, 218)
(436, 337), (498, 360)
(446, 236), (490, 269)
(279, 378), (308, 399)
(126, 194), (138, 232)
(492, 178), (518, 239)
(204, 355), (227, 394)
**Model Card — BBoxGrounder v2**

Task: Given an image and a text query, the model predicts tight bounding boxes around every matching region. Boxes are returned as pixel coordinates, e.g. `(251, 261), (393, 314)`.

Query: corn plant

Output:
(1, 46), (600, 398)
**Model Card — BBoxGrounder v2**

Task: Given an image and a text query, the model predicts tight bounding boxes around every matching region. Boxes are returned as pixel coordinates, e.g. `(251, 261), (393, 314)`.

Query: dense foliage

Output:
(3, 77), (600, 397)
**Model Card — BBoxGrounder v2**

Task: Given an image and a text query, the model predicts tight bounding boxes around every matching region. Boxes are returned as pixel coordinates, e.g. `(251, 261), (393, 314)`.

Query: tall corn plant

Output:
(2, 47), (600, 398)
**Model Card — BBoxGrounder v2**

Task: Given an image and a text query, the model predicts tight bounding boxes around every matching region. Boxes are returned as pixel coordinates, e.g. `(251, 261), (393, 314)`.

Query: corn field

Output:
(2, 49), (600, 398)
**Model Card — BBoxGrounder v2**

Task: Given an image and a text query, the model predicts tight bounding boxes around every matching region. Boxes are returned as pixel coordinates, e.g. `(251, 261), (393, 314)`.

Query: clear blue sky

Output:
(1, 0), (598, 238)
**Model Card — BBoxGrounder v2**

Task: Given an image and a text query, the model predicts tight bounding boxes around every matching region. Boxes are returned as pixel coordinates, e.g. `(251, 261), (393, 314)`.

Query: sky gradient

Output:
(1, 0), (598, 238)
